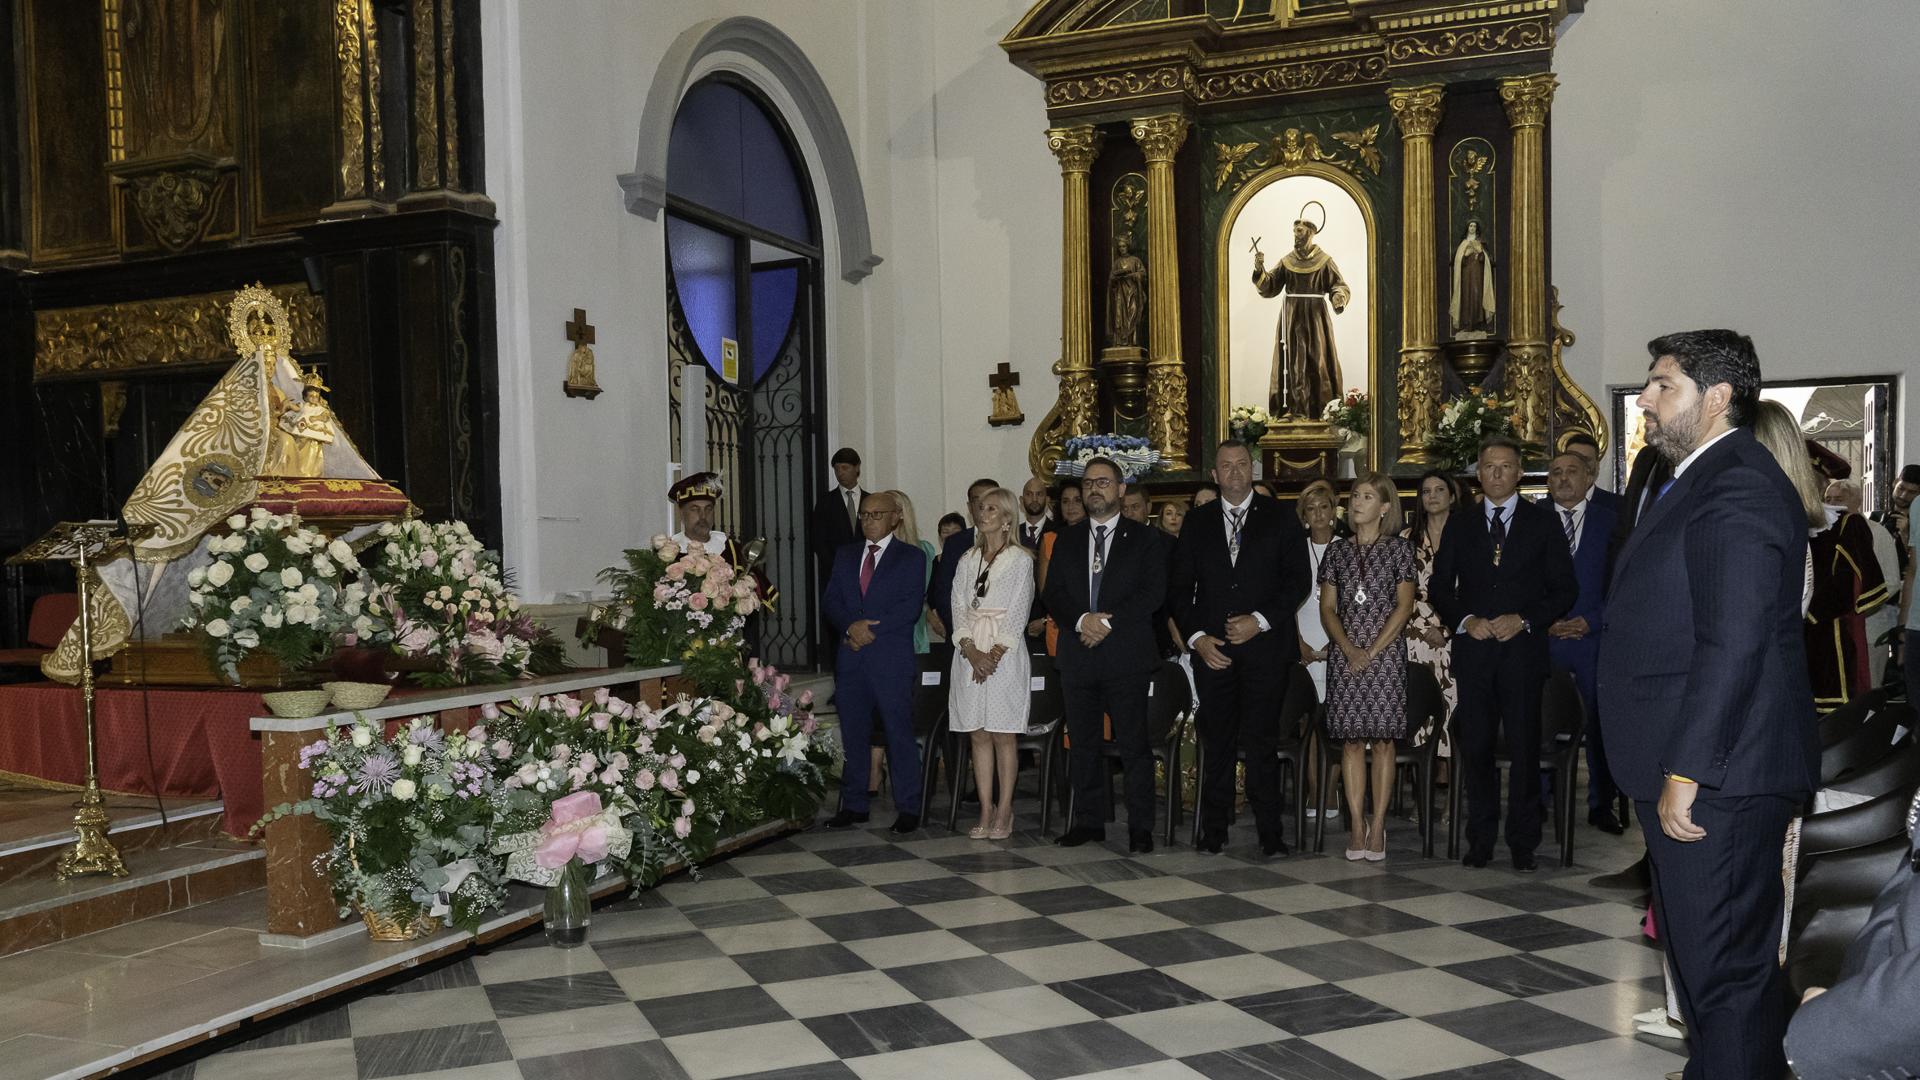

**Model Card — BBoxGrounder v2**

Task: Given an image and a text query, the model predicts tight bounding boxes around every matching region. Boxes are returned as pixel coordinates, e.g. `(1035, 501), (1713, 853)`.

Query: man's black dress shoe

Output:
(1197, 831), (1226, 855)
(1261, 837), (1291, 859)
(823, 809), (869, 829)
(1129, 831), (1153, 854)
(890, 813), (921, 835)
(1462, 849), (1491, 868)
(1588, 807), (1625, 835)
(1055, 826), (1104, 847)
(1512, 852), (1538, 874)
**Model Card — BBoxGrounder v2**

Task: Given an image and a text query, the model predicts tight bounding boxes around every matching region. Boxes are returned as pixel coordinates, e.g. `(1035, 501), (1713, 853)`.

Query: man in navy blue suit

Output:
(1599, 330), (1817, 1080)
(1543, 450), (1623, 834)
(821, 491), (930, 834)
(1561, 430), (1622, 516)
(1431, 435), (1578, 873)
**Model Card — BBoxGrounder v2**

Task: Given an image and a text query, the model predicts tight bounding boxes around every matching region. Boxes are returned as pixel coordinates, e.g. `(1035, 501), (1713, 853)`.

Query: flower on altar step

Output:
(402, 745), (424, 767)
(279, 566), (304, 588)
(635, 769), (656, 791)
(390, 778), (418, 801)
(673, 816), (693, 839)
(353, 754), (400, 794)
(534, 791), (613, 868)
(207, 562), (234, 586)
(243, 552), (269, 574)
(351, 726), (374, 748)
(233, 629), (260, 649)
(204, 618), (230, 638)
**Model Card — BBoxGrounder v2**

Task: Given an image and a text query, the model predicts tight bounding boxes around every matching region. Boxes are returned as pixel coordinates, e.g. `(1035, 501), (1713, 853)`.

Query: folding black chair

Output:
(1191, 661), (1314, 852)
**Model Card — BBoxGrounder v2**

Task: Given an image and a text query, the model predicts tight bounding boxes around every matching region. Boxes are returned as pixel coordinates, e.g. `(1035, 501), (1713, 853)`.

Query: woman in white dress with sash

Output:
(948, 487), (1034, 840)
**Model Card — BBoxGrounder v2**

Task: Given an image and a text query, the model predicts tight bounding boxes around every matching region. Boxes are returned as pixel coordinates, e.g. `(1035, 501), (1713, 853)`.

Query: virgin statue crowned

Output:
(1253, 202), (1350, 419)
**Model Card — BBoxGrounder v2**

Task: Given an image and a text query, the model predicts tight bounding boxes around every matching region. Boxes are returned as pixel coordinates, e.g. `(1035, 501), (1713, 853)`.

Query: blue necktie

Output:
(1657, 477), (1676, 501)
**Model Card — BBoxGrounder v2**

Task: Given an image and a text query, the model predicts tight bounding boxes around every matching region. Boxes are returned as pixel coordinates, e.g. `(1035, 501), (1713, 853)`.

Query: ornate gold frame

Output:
(1213, 160), (1379, 471)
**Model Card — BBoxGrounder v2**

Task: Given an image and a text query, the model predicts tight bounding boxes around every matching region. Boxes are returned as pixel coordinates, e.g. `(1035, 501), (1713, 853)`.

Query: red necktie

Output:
(859, 543), (878, 595)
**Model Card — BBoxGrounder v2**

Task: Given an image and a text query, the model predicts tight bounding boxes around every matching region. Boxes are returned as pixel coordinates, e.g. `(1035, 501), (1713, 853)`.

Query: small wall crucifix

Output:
(987, 362), (1024, 427)
(562, 307), (602, 399)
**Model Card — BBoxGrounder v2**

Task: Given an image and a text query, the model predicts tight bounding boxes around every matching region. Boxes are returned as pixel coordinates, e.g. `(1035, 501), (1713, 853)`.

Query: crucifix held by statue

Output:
(1251, 202), (1349, 420)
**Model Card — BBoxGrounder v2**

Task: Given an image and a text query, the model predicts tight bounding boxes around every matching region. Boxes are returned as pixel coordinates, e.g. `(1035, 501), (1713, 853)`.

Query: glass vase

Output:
(543, 857), (591, 948)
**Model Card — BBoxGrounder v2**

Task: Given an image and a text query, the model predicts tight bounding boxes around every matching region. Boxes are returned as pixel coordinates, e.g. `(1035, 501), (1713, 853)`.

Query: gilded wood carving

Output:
(34, 284), (326, 379)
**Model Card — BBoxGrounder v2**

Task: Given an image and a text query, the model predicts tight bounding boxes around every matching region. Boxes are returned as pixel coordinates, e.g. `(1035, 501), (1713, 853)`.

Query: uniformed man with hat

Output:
(669, 472), (777, 608)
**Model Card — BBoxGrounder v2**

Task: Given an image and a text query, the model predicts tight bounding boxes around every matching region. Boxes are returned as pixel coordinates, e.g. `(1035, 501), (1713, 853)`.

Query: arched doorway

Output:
(665, 76), (825, 669)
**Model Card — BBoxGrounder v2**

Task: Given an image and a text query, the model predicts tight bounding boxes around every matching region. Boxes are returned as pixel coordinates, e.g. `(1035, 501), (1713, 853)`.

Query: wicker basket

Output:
(261, 688), (332, 718)
(324, 680), (393, 710)
(358, 905), (442, 942)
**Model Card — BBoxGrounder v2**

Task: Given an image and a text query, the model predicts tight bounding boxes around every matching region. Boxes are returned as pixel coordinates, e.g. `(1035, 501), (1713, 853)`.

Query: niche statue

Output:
(1107, 232), (1146, 349)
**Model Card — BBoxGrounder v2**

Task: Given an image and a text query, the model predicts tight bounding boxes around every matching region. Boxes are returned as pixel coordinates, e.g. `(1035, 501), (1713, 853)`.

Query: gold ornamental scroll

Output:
(1032, 125), (1103, 479)
(1500, 72), (1556, 447)
(1388, 84), (1444, 463)
(34, 284), (326, 380)
(1132, 113), (1191, 471)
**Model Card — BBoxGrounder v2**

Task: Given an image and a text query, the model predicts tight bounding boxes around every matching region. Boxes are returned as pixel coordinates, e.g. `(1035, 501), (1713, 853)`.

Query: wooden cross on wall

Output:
(987, 362), (1024, 427)
(565, 308), (595, 347)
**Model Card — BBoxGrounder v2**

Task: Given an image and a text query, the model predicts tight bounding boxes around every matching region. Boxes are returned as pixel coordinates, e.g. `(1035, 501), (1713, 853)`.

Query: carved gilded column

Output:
(1047, 125), (1102, 442)
(1387, 84), (1444, 463)
(1500, 73), (1557, 446)
(327, 0), (387, 216)
(1131, 114), (1191, 470)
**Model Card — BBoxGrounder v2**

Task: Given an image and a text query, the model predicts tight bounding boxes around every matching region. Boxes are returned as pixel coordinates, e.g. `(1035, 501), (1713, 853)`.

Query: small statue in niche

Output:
(1107, 232), (1147, 349)
(1449, 219), (1496, 340)
(1252, 202), (1349, 420)
(563, 307), (603, 399)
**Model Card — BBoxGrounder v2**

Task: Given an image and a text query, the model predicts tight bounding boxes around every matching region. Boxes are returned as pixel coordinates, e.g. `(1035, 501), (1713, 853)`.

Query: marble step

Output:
(0, 796), (227, 886)
(0, 834), (263, 957)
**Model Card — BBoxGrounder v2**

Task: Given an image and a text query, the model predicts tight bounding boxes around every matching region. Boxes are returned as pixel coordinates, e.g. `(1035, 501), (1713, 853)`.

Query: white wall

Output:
(1552, 0), (1918, 488)
(482, 0), (1051, 601)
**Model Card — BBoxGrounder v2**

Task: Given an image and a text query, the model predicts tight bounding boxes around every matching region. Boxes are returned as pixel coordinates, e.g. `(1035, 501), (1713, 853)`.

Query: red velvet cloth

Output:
(251, 476), (412, 519)
(0, 683), (264, 837)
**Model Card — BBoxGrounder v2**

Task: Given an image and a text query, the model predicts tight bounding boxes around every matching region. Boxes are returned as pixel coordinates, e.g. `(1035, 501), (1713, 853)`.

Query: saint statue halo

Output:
(1295, 200), (1327, 236)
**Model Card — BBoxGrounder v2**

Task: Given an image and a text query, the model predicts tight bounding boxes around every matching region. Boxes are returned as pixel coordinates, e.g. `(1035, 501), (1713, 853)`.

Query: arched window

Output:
(664, 76), (824, 668)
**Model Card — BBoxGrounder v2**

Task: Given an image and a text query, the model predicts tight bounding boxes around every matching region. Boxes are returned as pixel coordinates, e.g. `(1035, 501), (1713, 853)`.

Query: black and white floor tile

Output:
(154, 800), (1684, 1080)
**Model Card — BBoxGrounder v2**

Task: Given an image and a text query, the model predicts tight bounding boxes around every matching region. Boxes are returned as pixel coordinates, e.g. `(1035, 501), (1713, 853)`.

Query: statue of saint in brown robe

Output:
(1253, 221), (1349, 419)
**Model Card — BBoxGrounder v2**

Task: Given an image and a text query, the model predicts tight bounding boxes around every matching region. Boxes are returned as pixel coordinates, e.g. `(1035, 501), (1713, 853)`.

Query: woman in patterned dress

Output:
(948, 487), (1034, 840)
(1320, 473), (1417, 861)
(1402, 471), (1464, 760)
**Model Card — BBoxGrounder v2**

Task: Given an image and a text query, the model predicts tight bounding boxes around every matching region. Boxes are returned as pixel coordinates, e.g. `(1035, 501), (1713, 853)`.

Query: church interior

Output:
(0, 1), (1912, 1078)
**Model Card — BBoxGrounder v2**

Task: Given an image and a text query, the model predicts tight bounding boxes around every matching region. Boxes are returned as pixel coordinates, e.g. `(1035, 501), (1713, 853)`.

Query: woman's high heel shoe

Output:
(988, 807), (1014, 841)
(968, 822), (990, 840)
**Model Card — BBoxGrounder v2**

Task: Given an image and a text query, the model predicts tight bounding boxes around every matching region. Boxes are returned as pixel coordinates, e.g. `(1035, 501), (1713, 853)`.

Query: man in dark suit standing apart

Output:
(1431, 435), (1578, 872)
(810, 448), (866, 669)
(821, 491), (929, 834)
(1543, 451), (1623, 833)
(1171, 440), (1310, 857)
(1017, 476), (1054, 551)
(1044, 457), (1168, 853)
(929, 477), (998, 640)
(1599, 330), (1817, 1080)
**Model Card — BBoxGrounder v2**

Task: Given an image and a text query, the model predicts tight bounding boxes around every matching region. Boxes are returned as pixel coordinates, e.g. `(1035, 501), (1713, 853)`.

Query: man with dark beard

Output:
(1598, 330), (1816, 1080)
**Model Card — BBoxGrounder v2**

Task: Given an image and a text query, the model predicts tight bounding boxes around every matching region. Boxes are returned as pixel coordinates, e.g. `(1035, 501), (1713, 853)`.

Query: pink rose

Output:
(674, 816), (693, 839)
(669, 754), (686, 769)
(591, 712), (611, 731)
(687, 592), (709, 611)
(592, 687), (610, 706)
(661, 768), (679, 790)
(635, 769), (656, 790)
(664, 563), (687, 581)
(419, 548), (439, 568)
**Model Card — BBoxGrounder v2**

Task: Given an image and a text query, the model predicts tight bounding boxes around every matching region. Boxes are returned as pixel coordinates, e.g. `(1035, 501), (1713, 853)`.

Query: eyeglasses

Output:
(857, 511), (896, 521)
(1083, 477), (1118, 490)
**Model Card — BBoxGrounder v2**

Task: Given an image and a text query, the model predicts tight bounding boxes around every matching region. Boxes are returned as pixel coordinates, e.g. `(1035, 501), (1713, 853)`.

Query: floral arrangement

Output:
(255, 717), (510, 933)
(362, 519), (566, 687)
(1427, 391), (1523, 472)
(1227, 405), (1271, 444)
(1053, 434), (1163, 480)
(586, 536), (762, 689)
(181, 509), (366, 681)
(1323, 389), (1371, 438)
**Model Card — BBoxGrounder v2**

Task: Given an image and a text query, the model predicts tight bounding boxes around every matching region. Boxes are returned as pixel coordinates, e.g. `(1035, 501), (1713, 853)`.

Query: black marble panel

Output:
(801, 1002), (971, 1059)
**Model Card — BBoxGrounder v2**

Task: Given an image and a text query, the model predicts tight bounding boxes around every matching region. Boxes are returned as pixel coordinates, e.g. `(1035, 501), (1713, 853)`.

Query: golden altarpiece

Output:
(1004, 0), (1605, 483)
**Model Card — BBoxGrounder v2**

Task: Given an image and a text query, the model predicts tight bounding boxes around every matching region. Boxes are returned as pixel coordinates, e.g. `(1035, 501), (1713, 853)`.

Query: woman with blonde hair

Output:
(889, 489), (939, 656)
(947, 487), (1034, 839)
(1319, 473), (1417, 860)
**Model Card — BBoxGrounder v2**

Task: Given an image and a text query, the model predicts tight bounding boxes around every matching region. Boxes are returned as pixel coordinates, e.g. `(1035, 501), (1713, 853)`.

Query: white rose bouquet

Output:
(253, 716), (511, 933)
(181, 508), (364, 681)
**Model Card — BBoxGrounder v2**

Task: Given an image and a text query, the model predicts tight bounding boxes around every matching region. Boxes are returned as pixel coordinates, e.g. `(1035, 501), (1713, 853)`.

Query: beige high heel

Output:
(988, 807), (1014, 841)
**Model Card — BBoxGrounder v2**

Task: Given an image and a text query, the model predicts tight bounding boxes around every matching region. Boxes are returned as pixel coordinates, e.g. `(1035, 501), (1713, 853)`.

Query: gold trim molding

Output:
(35, 285), (327, 381)
(1212, 124), (1382, 194)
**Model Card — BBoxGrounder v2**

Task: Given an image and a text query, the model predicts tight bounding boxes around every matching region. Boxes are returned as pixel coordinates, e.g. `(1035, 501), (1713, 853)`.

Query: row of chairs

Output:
(891, 650), (1588, 866)
(1786, 686), (1919, 995)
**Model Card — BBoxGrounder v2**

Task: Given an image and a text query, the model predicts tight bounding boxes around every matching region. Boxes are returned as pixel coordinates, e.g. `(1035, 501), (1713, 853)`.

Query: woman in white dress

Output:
(948, 487), (1034, 840)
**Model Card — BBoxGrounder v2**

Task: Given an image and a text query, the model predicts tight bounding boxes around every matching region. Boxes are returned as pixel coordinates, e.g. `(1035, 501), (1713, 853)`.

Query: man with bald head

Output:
(1017, 476), (1054, 552)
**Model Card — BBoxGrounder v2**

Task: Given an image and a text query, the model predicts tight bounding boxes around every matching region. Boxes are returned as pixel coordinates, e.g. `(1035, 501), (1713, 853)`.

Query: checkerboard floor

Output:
(156, 795), (1685, 1080)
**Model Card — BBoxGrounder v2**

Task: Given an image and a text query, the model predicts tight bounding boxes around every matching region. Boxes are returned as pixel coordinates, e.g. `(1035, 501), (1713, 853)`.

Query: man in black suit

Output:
(1016, 475), (1054, 551)
(1043, 456), (1168, 853)
(1599, 330), (1816, 1080)
(1171, 440), (1310, 857)
(928, 477), (998, 640)
(810, 448), (866, 667)
(1431, 435), (1577, 872)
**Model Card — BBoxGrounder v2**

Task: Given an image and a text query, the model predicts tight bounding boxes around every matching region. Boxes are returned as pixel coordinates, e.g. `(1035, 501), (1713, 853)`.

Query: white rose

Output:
(284, 535), (311, 556)
(280, 567), (304, 588)
(204, 618), (230, 638)
(329, 539), (354, 564)
(244, 553), (270, 573)
(260, 608), (285, 628)
(230, 596), (252, 612)
(226, 514), (247, 531)
(402, 745), (424, 766)
(250, 507), (269, 522)
(350, 726), (373, 748)
(353, 615), (374, 636)
(206, 562), (234, 586)
(390, 778), (417, 801)
(312, 554), (334, 577)
(233, 629), (260, 649)
(187, 567), (207, 588)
